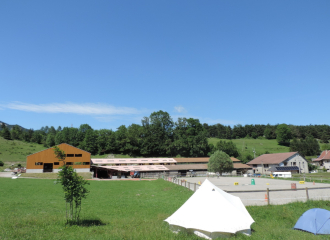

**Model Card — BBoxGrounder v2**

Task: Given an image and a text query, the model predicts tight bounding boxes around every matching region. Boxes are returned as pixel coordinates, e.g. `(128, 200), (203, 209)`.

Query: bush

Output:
(0, 161), (4, 166)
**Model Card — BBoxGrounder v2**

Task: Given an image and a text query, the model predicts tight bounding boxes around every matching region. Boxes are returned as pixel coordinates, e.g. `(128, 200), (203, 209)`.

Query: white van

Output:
(272, 172), (292, 178)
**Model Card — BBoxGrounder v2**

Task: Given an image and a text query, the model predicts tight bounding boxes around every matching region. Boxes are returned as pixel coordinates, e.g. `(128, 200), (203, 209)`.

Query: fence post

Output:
(194, 183), (196, 191)
(306, 187), (309, 201)
(267, 188), (270, 205)
(185, 181), (186, 188)
(188, 182), (190, 190)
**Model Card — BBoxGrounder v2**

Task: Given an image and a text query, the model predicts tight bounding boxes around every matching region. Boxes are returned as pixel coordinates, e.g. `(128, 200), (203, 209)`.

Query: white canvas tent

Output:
(165, 179), (254, 239)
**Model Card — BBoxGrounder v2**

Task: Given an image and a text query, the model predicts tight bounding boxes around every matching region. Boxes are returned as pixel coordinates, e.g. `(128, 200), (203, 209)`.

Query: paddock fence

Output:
(164, 177), (330, 206)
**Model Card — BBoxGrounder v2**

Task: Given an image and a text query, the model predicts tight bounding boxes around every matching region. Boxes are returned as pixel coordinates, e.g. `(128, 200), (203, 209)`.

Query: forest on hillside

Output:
(0, 111), (328, 160)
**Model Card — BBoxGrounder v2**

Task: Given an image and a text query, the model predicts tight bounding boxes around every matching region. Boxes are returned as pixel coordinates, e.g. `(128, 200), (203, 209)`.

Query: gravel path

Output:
(174, 176), (330, 206)
(0, 172), (14, 178)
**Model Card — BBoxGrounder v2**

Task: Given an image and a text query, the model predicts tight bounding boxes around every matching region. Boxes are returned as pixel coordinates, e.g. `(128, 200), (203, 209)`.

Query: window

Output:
(284, 162), (287, 166)
(293, 162), (296, 166)
(75, 154), (82, 157)
(67, 154), (74, 157)
(66, 162), (73, 165)
(253, 164), (257, 167)
(54, 162), (59, 165)
(35, 162), (43, 165)
(83, 162), (90, 165)
(74, 162), (82, 165)
(264, 164), (269, 168)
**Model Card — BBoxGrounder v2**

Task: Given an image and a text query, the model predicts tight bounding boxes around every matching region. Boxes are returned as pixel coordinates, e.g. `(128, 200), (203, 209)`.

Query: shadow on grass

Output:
(67, 219), (106, 227)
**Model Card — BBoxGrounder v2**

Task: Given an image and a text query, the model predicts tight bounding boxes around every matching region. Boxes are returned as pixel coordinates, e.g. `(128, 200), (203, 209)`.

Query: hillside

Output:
(208, 137), (291, 158)
(0, 137), (47, 164)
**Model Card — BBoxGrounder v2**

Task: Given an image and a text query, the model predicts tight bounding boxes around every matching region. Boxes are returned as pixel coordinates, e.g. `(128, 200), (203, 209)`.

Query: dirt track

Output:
(0, 172), (14, 178)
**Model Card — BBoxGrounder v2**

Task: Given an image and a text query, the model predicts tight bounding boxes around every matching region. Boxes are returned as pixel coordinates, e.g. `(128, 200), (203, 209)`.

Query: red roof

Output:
(314, 150), (330, 161)
(233, 163), (252, 169)
(246, 152), (298, 165)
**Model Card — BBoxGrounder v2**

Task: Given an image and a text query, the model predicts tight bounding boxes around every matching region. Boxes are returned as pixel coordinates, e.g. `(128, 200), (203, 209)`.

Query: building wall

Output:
(252, 164), (278, 174)
(322, 160), (330, 170)
(26, 143), (91, 172)
(251, 153), (308, 174)
(286, 154), (308, 173)
(26, 169), (43, 173)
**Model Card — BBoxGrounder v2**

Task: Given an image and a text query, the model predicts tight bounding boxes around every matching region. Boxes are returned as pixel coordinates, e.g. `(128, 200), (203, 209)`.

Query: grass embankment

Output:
(0, 137), (46, 164)
(1, 178), (330, 239)
(208, 138), (290, 158)
(0, 137), (47, 172)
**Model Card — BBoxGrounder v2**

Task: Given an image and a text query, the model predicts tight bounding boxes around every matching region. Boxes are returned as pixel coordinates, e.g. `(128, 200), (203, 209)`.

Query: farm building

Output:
(246, 152), (308, 175)
(26, 143), (91, 173)
(313, 150), (330, 170)
(90, 157), (251, 178)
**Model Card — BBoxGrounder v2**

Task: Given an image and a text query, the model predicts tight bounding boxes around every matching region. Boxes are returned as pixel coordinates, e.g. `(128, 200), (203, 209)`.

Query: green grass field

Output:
(208, 138), (291, 158)
(0, 137), (47, 163)
(1, 178), (330, 239)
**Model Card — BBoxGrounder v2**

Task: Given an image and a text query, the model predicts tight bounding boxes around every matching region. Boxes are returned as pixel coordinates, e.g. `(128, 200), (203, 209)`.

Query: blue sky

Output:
(1, 0), (329, 131)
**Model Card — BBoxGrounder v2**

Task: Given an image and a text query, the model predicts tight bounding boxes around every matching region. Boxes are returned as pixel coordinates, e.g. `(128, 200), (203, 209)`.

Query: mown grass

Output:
(0, 137), (46, 163)
(1, 178), (330, 239)
(208, 138), (290, 158)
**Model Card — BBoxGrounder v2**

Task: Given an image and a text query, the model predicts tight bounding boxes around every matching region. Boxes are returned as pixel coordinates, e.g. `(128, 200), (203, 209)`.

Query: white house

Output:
(247, 152), (308, 175)
(313, 150), (330, 170)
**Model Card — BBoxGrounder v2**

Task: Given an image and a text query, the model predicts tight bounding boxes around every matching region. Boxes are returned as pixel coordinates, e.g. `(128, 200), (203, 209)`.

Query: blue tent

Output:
(294, 208), (330, 235)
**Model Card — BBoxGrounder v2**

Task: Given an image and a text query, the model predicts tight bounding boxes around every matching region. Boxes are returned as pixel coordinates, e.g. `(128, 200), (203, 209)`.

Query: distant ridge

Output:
(0, 121), (28, 131)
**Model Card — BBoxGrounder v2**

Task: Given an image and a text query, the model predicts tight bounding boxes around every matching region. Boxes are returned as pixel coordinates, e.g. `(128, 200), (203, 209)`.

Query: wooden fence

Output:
(164, 177), (330, 205)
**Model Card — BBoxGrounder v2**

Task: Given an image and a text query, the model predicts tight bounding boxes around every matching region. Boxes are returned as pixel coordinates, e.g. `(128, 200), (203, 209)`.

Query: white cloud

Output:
(2, 102), (142, 115)
(174, 105), (187, 113)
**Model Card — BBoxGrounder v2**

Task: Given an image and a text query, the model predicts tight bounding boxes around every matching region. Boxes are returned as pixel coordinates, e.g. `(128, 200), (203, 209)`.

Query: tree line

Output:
(0, 112), (328, 159)
(0, 111), (211, 157)
(203, 123), (330, 142)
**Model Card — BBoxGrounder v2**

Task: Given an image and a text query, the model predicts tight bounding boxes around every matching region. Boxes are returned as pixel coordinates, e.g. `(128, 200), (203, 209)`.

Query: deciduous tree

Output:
(208, 150), (233, 175)
(54, 146), (89, 224)
(276, 124), (292, 146)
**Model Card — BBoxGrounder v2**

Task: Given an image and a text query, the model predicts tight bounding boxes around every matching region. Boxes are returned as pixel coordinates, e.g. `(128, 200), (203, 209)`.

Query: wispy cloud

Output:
(174, 105), (187, 113)
(1, 102), (142, 115)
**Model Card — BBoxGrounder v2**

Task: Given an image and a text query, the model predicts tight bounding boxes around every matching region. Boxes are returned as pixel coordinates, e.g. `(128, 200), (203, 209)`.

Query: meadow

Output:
(1, 178), (330, 240)
(0, 137), (46, 163)
(208, 138), (290, 158)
